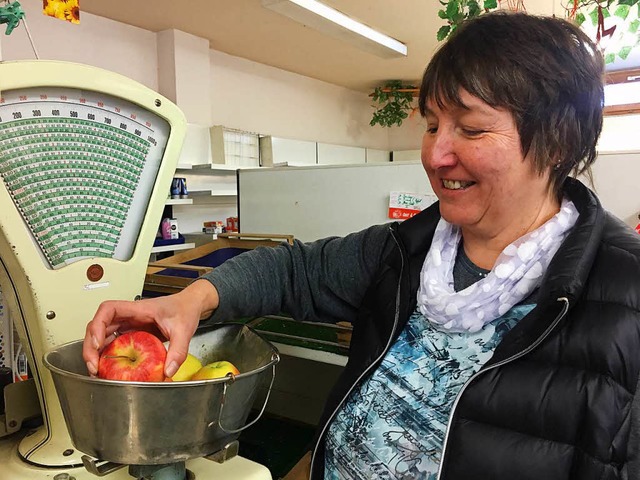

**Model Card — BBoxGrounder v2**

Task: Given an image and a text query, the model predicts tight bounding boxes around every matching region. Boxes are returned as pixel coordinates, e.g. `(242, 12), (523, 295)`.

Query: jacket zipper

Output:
(435, 296), (570, 480)
(309, 226), (406, 479)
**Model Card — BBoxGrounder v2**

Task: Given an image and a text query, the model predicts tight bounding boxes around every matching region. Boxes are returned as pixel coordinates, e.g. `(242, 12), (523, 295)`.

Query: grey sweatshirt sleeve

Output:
(201, 223), (393, 324)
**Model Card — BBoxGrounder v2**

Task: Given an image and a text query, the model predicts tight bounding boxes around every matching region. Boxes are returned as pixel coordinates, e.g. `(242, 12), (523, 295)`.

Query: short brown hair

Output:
(419, 12), (604, 196)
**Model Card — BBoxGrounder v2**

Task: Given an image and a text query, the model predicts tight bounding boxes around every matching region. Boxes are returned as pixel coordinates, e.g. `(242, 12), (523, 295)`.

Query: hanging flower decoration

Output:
(568, 0), (640, 64)
(43, 0), (80, 24)
(436, 0), (639, 64)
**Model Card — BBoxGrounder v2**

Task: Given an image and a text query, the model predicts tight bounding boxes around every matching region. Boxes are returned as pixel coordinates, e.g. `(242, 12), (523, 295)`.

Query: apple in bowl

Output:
(191, 360), (240, 380)
(97, 331), (166, 382)
(170, 353), (203, 382)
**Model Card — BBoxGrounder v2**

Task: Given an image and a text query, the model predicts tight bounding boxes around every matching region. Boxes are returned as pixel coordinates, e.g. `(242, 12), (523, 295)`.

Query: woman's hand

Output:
(82, 279), (220, 378)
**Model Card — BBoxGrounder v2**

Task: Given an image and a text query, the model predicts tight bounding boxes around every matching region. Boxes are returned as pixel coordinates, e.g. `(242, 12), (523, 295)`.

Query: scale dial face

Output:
(0, 87), (171, 269)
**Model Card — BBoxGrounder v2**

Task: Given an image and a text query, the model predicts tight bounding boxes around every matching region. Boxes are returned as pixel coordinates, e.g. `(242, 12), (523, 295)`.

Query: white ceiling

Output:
(80, 0), (638, 94)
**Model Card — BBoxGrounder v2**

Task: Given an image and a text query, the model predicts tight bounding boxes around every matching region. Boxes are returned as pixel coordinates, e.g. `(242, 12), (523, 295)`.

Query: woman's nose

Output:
(423, 130), (457, 169)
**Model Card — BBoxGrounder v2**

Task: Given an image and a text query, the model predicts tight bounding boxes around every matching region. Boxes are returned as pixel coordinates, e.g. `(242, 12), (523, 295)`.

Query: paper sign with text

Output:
(388, 192), (437, 220)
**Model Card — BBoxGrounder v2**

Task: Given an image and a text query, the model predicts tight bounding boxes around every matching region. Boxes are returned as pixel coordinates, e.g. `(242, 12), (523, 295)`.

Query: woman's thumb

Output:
(164, 334), (190, 378)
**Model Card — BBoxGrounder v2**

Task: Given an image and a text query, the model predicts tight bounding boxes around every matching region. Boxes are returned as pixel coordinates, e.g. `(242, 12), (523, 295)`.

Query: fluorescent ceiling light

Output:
(262, 0), (407, 58)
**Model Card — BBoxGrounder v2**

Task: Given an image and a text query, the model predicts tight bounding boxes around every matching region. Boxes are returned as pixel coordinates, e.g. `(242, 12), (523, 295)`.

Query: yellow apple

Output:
(191, 360), (240, 380)
(171, 353), (203, 382)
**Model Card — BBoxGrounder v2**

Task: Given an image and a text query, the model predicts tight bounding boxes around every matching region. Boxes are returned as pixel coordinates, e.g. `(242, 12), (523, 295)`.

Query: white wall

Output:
(208, 49), (409, 151)
(599, 114), (640, 153)
(592, 114), (640, 227)
(590, 151), (640, 227)
(1, 1), (158, 90)
(158, 29), (212, 126)
(1, 2), (413, 152)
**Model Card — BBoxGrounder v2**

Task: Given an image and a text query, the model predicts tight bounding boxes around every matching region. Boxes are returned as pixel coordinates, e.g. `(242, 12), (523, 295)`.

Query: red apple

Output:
(97, 331), (167, 382)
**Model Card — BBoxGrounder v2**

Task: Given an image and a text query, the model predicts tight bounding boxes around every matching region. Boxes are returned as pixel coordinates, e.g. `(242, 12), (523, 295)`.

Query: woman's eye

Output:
(462, 128), (485, 137)
(426, 126), (438, 134)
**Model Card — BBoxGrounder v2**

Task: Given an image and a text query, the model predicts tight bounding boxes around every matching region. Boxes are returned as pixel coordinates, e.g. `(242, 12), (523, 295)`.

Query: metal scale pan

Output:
(44, 323), (279, 466)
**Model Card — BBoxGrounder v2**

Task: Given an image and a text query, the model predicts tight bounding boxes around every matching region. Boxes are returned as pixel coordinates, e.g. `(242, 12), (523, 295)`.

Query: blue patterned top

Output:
(324, 303), (535, 479)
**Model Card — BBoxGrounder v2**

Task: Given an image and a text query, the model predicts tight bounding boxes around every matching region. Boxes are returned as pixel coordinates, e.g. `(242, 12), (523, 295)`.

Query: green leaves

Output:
(618, 45), (632, 58)
(583, 1), (640, 63)
(437, 0), (497, 42)
(370, 81), (417, 128)
(437, 25), (451, 41)
(432, 0), (640, 78)
(614, 4), (630, 19)
(589, 6), (610, 26)
(468, 0), (481, 17)
(446, 0), (462, 19)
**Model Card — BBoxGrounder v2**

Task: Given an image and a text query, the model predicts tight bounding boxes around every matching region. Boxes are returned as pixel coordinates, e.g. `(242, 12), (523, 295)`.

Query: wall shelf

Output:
(166, 198), (194, 205)
(176, 163), (251, 174)
(150, 242), (196, 254)
(183, 231), (217, 236)
(189, 190), (237, 198)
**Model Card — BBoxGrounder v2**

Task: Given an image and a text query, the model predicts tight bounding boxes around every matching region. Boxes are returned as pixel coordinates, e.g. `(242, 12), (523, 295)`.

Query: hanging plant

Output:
(369, 80), (418, 128)
(568, 0), (640, 64)
(436, 0), (640, 63)
(436, 0), (499, 41)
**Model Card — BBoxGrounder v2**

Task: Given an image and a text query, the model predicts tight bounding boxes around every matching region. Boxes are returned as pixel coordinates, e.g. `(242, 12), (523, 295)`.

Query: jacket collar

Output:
(393, 199), (441, 257)
(539, 177), (604, 304)
(488, 178), (606, 363)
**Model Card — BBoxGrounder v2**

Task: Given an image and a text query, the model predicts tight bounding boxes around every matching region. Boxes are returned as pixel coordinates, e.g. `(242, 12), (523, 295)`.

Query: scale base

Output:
(0, 435), (272, 480)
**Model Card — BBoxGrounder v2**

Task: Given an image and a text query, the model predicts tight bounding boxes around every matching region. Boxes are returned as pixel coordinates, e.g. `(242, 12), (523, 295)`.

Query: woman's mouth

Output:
(442, 179), (475, 190)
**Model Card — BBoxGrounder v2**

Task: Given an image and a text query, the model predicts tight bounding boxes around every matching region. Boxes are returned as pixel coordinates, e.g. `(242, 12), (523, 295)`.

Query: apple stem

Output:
(102, 355), (136, 361)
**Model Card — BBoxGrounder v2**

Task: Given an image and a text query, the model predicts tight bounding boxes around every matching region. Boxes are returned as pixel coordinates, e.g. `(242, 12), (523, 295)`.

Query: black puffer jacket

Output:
(309, 178), (640, 480)
(207, 178), (640, 480)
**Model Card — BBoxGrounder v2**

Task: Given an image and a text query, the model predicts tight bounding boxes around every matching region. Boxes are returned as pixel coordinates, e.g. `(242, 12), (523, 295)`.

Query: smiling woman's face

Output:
(421, 90), (557, 240)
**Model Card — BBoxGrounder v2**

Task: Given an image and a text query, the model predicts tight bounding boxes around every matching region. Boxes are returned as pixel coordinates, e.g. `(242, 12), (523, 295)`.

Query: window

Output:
(604, 68), (640, 116)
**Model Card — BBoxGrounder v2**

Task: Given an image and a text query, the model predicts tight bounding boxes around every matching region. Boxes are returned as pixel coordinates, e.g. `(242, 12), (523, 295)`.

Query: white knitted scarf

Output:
(417, 198), (579, 333)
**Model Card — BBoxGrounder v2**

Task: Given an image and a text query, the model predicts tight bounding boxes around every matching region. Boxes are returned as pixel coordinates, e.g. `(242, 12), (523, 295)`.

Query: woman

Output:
(84, 12), (640, 480)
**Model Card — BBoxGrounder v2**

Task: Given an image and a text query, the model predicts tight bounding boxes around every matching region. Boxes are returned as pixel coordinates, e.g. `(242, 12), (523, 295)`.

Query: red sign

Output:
(388, 207), (421, 220)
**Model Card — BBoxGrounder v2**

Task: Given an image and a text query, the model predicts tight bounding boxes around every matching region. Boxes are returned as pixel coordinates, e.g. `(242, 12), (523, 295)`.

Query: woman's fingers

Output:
(163, 320), (198, 378)
(82, 285), (213, 379)
(82, 300), (145, 373)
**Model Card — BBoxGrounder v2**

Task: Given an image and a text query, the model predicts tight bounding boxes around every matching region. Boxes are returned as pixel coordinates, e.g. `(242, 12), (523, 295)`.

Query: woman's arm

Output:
(205, 223), (392, 324)
(83, 223), (392, 378)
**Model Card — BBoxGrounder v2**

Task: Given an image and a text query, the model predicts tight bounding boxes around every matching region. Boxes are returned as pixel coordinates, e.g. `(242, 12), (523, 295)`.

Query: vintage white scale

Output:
(0, 60), (273, 480)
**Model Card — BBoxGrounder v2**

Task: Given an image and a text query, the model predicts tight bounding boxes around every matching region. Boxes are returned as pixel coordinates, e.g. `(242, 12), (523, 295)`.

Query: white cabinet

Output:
(392, 149), (421, 162)
(261, 136), (387, 166)
(365, 148), (391, 163)
(317, 143), (366, 165)
(260, 136), (317, 166)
